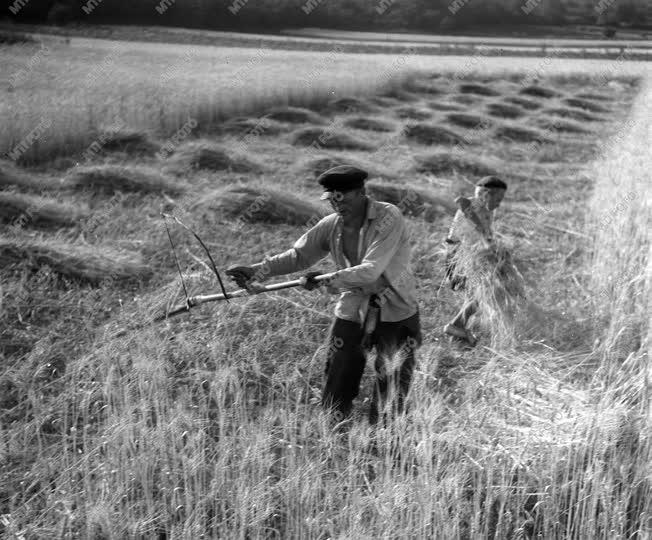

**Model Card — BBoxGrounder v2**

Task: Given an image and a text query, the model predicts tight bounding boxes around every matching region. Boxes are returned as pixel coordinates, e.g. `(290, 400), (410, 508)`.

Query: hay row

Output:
(458, 83), (500, 96)
(403, 123), (466, 146)
(194, 186), (327, 226)
(218, 117), (287, 137)
(343, 117), (395, 132)
(503, 96), (542, 110)
(544, 107), (601, 122)
(563, 97), (610, 114)
(405, 121), (552, 146)
(451, 94), (480, 105)
(520, 85), (560, 98)
(366, 182), (455, 221)
(368, 96), (401, 107)
(265, 106), (326, 125)
(64, 165), (185, 195)
(394, 106), (432, 120)
(323, 97), (379, 114)
(168, 142), (262, 173)
(427, 101), (462, 112)
(405, 80), (442, 95)
(0, 192), (86, 228)
(414, 151), (499, 178)
(486, 102), (524, 119)
(302, 155), (391, 180)
(291, 127), (374, 151)
(0, 160), (58, 192)
(193, 181), (453, 227)
(92, 128), (160, 156)
(0, 237), (152, 284)
(494, 124), (552, 144)
(380, 88), (420, 103)
(575, 92), (612, 102)
(446, 113), (493, 129)
(535, 118), (589, 134)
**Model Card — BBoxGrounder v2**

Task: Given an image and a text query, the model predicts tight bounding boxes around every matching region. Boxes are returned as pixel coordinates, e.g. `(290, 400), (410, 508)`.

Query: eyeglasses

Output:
(321, 189), (360, 202)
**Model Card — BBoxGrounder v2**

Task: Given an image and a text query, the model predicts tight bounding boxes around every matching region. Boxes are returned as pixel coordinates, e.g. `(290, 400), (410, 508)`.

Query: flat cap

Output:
(476, 175), (507, 190)
(318, 165), (368, 200)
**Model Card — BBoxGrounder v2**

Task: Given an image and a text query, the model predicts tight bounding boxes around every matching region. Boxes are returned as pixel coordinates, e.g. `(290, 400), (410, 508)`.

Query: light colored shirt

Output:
(446, 197), (494, 247)
(250, 198), (418, 323)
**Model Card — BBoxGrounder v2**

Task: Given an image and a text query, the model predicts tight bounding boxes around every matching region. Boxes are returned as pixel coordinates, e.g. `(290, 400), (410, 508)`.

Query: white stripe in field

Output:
(283, 28), (652, 49)
(63, 37), (652, 81)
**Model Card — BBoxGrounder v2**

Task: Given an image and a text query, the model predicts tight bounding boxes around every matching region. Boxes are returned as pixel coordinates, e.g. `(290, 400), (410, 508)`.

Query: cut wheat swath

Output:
(0, 192), (87, 228)
(449, 241), (526, 348)
(0, 237), (152, 284)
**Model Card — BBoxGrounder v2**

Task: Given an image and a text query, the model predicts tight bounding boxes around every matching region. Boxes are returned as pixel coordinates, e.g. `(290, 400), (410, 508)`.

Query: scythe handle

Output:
(155, 272), (336, 322)
(154, 303), (190, 322)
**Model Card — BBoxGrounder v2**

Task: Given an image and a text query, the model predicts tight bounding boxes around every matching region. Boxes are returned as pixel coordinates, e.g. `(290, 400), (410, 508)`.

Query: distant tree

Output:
(46, 0), (79, 24)
(616, 1), (644, 26)
(545, 0), (566, 25)
(6, 0), (648, 33)
(6, 0), (54, 21)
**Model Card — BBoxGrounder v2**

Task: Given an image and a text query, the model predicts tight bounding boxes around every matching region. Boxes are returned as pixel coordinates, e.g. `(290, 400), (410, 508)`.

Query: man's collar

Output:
(334, 197), (377, 227)
(366, 197), (378, 220)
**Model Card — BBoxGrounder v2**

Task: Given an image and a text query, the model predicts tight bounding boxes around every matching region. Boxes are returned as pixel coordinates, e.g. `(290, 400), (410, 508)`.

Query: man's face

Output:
(328, 188), (366, 218)
(477, 187), (505, 211)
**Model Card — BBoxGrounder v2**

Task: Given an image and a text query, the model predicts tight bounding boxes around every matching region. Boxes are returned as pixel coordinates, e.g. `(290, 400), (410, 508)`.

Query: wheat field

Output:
(0, 35), (650, 539)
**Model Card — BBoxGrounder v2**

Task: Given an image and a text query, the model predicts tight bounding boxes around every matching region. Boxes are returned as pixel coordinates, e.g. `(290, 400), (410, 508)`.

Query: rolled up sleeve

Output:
(330, 207), (403, 289)
(446, 210), (464, 244)
(251, 217), (331, 281)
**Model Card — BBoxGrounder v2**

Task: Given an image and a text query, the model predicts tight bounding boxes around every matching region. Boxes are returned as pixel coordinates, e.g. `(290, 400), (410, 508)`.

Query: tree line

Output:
(4, 0), (650, 31)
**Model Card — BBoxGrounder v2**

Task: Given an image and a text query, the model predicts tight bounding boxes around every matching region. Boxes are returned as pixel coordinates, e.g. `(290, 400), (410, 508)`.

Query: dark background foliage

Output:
(3, 0), (651, 31)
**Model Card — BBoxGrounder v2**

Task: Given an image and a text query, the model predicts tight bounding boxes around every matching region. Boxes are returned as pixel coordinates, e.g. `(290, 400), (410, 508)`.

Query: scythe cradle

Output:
(154, 273), (336, 321)
(157, 212), (336, 322)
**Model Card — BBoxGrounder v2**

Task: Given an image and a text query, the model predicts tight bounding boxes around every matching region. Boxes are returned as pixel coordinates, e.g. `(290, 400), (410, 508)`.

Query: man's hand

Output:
(301, 272), (339, 294)
(300, 271), (322, 291)
(455, 196), (471, 212)
(225, 266), (255, 288)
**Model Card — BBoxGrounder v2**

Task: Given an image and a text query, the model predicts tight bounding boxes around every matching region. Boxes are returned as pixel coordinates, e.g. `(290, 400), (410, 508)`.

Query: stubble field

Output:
(0, 35), (650, 539)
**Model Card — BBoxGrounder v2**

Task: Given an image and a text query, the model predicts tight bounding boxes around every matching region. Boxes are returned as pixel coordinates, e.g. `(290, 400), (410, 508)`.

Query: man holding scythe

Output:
(226, 166), (421, 424)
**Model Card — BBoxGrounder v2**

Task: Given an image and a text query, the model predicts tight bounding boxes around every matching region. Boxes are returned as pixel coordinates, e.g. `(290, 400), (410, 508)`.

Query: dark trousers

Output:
(321, 312), (421, 424)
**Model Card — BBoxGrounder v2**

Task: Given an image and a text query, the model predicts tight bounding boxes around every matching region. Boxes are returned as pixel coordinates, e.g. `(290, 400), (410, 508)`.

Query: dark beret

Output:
(317, 165), (368, 199)
(476, 175), (507, 190)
